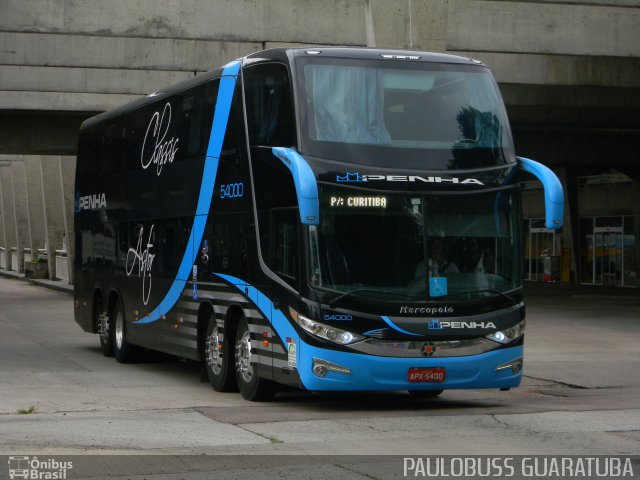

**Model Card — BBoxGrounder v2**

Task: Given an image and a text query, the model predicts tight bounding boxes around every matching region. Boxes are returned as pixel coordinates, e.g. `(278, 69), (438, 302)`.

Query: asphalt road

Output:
(0, 276), (638, 478)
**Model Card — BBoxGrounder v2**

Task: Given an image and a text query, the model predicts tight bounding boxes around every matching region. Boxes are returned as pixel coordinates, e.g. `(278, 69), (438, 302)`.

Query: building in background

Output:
(0, 0), (638, 287)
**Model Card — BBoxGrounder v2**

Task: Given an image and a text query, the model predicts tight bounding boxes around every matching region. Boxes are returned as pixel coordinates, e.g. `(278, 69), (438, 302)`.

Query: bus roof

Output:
(80, 67), (224, 132)
(80, 47), (484, 132)
(250, 47), (483, 66)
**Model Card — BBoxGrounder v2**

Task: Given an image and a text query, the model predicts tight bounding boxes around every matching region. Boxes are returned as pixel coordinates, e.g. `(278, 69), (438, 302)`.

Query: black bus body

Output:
(74, 48), (563, 400)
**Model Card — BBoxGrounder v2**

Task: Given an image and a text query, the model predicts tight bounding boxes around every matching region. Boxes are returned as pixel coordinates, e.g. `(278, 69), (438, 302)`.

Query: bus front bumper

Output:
(297, 342), (523, 392)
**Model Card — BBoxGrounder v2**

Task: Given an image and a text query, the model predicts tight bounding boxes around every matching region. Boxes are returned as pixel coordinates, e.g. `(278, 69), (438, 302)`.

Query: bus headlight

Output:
(289, 307), (364, 345)
(486, 320), (526, 344)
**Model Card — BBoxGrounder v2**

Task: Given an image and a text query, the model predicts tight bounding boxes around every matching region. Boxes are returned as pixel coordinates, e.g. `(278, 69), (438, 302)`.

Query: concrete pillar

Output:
(0, 170), (6, 269)
(59, 155), (76, 284)
(39, 156), (66, 280)
(24, 156), (47, 257)
(632, 180), (640, 288)
(10, 159), (30, 273)
(0, 166), (18, 270)
(555, 167), (579, 284)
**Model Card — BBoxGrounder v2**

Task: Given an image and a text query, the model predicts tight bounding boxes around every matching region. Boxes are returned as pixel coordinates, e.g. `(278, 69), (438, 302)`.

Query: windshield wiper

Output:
(329, 289), (424, 308)
(441, 288), (518, 305)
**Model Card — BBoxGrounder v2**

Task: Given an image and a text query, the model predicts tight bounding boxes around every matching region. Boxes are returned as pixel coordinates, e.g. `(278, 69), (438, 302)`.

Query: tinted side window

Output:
(269, 208), (298, 285)
(253, 151), (299, 289)
(83, 80), (219, 179)
(244, 63), (296, 147)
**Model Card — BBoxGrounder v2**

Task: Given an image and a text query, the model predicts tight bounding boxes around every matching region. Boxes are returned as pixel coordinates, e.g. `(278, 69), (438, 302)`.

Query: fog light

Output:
(313, 364), (328, 377)
(312, 358), (351, 378)
(496, 357), (523, 374)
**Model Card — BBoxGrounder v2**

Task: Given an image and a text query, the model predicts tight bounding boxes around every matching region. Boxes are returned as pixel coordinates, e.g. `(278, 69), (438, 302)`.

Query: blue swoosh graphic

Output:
(135, 60), (240, 324)
(380, 315), (421, 336)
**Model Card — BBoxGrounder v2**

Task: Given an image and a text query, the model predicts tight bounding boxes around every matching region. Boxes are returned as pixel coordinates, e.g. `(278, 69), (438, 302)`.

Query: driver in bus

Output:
(427, 237), (460, 277)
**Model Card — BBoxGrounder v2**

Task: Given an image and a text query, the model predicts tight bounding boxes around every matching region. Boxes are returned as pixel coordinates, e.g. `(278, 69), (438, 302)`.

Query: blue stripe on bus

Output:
(135, 60), (241, 324)
(215, 271), (302, 345)
(380, 315), (422, 336)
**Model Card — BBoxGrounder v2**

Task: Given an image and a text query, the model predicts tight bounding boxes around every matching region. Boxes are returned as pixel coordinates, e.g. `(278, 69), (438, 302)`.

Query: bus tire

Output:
(204, 314), (237, 392)
(113, 299), (141, 363)
(408, 389), (443, 398)
(234, 316), (275, 401)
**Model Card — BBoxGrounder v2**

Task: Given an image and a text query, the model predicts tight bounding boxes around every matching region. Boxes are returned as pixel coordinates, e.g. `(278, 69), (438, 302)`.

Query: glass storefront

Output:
(579, 216), (637, 287)
(523, 218), (558, 282)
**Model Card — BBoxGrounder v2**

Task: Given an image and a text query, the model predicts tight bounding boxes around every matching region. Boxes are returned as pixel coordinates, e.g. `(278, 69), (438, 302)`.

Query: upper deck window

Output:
(296, 58), (514, 169)
(244, 63), (296, 148)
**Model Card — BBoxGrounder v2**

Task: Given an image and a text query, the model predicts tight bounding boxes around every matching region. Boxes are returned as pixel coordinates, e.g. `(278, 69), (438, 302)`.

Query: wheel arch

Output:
(91, 287), (106, 333)
(224, 304), (245, 339)
(197, 301), (215, 360)
(107, 288), (124, 319)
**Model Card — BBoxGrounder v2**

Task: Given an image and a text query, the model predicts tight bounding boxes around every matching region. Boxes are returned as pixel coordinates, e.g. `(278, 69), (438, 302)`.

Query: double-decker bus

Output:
(74, 48), (563, 400)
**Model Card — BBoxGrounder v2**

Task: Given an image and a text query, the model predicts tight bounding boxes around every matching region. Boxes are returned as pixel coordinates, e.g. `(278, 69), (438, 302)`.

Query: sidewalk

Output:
(0, 268), (73, 294)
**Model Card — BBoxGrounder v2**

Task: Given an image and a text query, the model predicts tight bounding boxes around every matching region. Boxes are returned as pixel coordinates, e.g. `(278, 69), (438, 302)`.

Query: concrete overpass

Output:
(0, 0), (638, 286)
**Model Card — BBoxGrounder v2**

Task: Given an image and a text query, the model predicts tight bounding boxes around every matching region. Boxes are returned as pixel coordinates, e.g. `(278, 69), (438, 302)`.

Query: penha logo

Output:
(141, 102), (180, 176)
(428, 319), (496, 330)
(428, 319), (443, 330)
(336, 172), (367, 183)
(336, 172), (484, 186)
(75, 192), (107, 212)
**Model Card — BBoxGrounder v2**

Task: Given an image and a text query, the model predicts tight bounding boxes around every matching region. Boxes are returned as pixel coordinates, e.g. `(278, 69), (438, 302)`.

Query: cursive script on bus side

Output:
(126, 224), (155, 305)
(141, 102), (179, 176)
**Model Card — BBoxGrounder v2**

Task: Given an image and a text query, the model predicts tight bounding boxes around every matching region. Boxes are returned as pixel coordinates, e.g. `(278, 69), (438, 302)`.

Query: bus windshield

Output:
(296, 57), (514, 169)
(308, 187), (522, 302)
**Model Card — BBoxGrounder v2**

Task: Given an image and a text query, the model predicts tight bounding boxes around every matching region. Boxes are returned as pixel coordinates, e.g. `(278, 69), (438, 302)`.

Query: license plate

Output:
(408, 367), (446, 383)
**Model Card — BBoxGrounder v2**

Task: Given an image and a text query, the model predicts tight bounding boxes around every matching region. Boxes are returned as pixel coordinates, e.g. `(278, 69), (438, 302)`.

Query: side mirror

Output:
(517, 157), (564, 230)
(272, 147), (319, 225)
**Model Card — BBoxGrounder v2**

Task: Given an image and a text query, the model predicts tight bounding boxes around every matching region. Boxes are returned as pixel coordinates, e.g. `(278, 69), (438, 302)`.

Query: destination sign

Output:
(329, 196), (387, 208)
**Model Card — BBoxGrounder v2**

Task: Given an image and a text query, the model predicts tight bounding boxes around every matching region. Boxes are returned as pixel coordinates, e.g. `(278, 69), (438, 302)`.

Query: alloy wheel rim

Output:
(205, 326), (223, 375)
(235, 329), (253, 383)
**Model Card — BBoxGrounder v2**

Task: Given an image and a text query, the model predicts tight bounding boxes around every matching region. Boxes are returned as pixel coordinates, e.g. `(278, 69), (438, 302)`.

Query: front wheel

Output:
(235, 316), (275, 401)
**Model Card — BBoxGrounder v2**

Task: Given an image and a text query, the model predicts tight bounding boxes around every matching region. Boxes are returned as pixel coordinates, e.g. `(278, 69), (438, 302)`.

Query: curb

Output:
(0, 269), (73, 294)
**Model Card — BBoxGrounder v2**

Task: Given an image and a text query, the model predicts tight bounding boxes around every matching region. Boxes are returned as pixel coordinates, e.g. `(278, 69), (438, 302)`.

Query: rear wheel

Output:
(113, 300), (141, 363)
(408, 389), (443, 398)
(95, 296), (114, 357)
(235, 316), (275, 401)
(205, 314), (237, 392)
